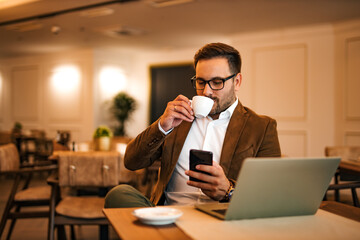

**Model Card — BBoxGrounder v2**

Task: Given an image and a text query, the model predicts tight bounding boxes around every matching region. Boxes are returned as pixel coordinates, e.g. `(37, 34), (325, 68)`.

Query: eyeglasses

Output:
(191, 74), (236, 90)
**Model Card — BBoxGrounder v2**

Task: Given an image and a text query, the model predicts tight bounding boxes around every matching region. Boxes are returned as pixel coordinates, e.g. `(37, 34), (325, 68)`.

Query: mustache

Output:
(210, 97), (219, 104)
(205, 95), (218, 102)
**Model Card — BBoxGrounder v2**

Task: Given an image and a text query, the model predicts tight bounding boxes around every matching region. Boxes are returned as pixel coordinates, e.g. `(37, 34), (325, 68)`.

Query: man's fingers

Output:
(186, 170), (216, 185)
(173, 104), (194, 119)
(195, 164), (219, 177)
(172, 111), (194, 122)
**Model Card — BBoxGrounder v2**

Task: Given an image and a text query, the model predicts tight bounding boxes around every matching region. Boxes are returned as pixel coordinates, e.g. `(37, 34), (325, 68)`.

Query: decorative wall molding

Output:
(278, 130), (307, 157)
(344, 131), (360, 145)
(44, 62), (84, 123)
(345, 37), (360, 121)
(11, 65), (40, 121)
(0, 68), (4, 122)
(252, 44), (308, 121)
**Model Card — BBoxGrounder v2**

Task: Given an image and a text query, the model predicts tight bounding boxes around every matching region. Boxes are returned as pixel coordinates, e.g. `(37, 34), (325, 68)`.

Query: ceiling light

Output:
(99, 25), (145, 38)
(80, 7), (114, 18)
(5, 21), (42, 32)
(147, 0), (194, 8)
(51, 25), (61, 35)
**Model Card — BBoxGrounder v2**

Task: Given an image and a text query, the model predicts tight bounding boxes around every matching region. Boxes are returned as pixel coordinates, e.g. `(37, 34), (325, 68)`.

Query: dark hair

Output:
(194, 43), (241, 74)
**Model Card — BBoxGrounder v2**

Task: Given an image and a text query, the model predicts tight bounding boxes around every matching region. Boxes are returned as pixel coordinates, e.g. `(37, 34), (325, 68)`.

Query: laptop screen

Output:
(196, 157), (340, 220)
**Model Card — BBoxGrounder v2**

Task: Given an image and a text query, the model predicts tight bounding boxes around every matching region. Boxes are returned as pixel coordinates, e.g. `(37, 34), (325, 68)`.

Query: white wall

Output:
(119, 20), (360, 157)
(334, 19), (360, 146)
(231, 24), (336, 157)
(0, 50), (95, 143)
(0, 19), (359, 155)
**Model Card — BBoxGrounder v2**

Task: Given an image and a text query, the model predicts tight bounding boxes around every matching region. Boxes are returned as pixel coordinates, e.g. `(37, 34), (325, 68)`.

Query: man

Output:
(105, 43), (281, 208)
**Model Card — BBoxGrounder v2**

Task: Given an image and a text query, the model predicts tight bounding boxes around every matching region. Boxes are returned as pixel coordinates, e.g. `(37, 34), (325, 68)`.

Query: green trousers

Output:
(104, 184), (155, 208)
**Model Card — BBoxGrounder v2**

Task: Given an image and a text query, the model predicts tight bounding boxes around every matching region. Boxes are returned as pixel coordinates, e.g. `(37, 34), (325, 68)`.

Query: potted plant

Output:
(93, 125), (113, 151)
(11, 121), (23, 143)
(111, 92), (136, 136)
(12, 122), (22, 134)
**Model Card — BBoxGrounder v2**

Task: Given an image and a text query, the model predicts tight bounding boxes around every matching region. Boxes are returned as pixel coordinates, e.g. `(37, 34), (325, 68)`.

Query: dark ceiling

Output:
(1, 0), (360, 58)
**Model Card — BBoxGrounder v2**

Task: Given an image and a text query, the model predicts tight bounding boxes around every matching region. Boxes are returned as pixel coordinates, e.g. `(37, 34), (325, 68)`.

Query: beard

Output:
(209, 97), (220, 115)
(209, 93), (236, 115)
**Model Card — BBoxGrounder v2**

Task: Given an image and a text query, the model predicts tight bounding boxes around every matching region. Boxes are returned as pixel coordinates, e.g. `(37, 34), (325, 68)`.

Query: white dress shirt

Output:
(161, 99), (238, 205)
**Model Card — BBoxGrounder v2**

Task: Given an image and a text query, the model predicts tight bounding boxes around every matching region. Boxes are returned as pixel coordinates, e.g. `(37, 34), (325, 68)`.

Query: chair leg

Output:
(99, 225), (108, 240)
(351, 188), (359, 207)
(0, 175), (21, 238)
(334, 173), (340, 202)
(48, 184), (58, 240)
(6, 218), (18, 240)
(57, 225), (67, 240)
(5, 205), (21, 240)
(70, 225), (76, 240)
(0, 209), (8, 239)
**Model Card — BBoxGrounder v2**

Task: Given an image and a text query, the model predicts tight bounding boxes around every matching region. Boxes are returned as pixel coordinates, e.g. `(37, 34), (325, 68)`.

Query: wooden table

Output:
(103, 207), (192, 240)
(103, 201), (360, 240)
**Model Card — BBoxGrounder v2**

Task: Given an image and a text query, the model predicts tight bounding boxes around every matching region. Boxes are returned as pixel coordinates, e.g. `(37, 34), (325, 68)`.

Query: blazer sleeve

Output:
(256, 118), (281, 157)
(124, 119), (166, 170)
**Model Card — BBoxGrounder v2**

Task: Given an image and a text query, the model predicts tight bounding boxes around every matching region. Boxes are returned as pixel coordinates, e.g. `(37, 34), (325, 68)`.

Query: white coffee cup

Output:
(191, 96), (214, 118)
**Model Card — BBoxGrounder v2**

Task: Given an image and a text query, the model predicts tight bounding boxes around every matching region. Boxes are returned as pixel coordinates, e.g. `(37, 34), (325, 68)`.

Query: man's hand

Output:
(159, 95), (194, 132)
(185, 161), (230, 201)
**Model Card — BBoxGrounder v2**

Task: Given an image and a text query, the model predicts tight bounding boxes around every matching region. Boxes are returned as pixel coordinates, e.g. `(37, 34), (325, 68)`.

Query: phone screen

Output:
(189, 149), (213, 182)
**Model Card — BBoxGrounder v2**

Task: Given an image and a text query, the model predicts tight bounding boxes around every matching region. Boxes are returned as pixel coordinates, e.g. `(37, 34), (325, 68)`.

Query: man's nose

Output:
(202, 82), (213, 96)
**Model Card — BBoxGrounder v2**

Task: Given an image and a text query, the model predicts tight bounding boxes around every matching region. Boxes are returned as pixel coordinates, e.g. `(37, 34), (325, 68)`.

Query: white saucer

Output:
(132, 207), (183, 225)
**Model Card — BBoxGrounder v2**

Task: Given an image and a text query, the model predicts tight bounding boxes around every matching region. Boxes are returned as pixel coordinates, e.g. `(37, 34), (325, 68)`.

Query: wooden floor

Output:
(0, 173), (358, 240)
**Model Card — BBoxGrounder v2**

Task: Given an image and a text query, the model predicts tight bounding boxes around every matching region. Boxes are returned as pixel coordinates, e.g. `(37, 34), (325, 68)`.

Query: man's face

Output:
(195, 57), (242, 116)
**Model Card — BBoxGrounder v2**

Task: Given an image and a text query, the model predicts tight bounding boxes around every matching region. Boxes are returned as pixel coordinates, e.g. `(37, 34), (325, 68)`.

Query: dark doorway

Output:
(150, 64), (196, 124)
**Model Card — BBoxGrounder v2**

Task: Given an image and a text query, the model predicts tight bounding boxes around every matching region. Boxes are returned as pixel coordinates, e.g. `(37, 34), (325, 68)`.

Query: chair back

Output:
(0, 131), (12, 145)
(325, 146), (360, 161)
(0, 143), (20, 171)
(57, 151), (119, 187)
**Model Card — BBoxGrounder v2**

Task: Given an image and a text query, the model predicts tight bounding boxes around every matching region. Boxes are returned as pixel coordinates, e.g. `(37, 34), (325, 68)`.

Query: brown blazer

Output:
(124, 101), (281, 205)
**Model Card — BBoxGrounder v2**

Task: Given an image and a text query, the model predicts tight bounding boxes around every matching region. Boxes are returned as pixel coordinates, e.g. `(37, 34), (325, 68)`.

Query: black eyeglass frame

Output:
(191, 73), (236, 91)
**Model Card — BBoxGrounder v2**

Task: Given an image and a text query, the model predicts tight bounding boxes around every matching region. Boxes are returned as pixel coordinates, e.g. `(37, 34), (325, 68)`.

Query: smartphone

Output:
(189, 149), (213, 182)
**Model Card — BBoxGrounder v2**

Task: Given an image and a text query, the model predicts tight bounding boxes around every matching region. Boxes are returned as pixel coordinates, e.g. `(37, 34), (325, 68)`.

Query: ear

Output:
(234, 73), (242, 91)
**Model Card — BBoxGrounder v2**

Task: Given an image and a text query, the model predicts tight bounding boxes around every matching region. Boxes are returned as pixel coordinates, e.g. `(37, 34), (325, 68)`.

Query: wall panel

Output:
(278, 131), (307, 157)
(252, 44), (307, 121)
(11, 66), (39, 121)
(334, 21), (360, 145)
(0, 70), (4, 122)
(345, 132), (360, 145)
(345, 37), (360, 120)
(45, 64), (83, 122)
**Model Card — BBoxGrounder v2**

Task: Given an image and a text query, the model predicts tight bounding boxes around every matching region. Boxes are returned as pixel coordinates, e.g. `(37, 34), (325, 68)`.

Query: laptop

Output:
(195, 157), (340, 220)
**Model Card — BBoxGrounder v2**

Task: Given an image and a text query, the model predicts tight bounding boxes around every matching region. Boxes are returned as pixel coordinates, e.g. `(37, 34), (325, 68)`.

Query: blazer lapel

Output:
(219, 101), (248, 175)
(170, 121), (192, 167)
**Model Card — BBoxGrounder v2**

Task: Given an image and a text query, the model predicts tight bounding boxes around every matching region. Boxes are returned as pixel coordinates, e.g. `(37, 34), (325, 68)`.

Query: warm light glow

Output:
(99, 67), (126, 96)
(116, 143), (127, 155)
(51, 65), (80, 93)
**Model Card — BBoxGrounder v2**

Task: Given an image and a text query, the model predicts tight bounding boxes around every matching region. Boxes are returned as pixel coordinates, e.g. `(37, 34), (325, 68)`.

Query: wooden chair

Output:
(325, 146), (360, 207)
(34, 138), (54, 163)
(47, 151), (120, 240)
(0, 131), (12, 145)
(0, 143), (57, 239)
